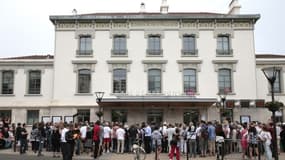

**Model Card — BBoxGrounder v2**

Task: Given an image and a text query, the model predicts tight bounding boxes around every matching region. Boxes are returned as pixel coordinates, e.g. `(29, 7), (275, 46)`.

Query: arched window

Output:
(148, 69), (161, 93)
(183, 69), (196, 94)
(78, 69), (91, 93)
(113, 69), (127, 93)
(218, 68), (232, 93)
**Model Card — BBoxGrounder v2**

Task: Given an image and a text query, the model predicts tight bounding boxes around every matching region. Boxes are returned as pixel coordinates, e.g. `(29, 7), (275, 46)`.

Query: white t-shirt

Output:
(116, 128), (126, 140)
(259, 130), (271, 146)
(60, 128), (69, 143)
(103, 126), (111, 138)
(167, 127), (176, 141)
(80, 126), (87, 139)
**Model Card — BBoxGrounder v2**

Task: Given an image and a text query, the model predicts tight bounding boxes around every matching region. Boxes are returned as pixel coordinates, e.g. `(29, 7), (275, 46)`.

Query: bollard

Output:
(186, 139), (189, 160)
(155, 140), (157, 160)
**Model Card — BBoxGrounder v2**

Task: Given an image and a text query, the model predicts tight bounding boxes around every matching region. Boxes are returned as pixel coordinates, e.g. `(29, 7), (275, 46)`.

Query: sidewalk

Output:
(1, 148), (285, 160)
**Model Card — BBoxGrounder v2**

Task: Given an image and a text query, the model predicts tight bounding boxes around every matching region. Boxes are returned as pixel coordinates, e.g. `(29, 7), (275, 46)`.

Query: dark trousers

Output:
(144, 136), (151, 153)
(162, 138), (168, 153)
(112, 138), (117, 152)
(20, 138), (27, 154)
(61, 142), (70, 160)
(93, 140), (100, 159)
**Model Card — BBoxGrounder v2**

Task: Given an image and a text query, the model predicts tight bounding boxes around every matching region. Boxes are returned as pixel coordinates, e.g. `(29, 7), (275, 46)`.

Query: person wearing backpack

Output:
(198, 121), (209, 157)
(169, 127), (180, 160)
(207, 121), (216, 156)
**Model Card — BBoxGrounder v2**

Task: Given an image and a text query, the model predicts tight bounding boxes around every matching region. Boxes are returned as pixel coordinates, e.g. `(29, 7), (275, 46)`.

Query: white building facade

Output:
(0, 1), (284, 126)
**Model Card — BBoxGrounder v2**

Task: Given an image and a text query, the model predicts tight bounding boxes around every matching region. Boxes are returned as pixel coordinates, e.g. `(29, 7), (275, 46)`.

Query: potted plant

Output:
(265, 101), (284, 112)
(96, 110), (103, 118)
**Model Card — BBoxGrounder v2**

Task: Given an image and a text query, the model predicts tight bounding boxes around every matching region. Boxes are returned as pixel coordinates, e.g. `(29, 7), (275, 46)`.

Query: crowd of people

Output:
(1, 116), (285, 160)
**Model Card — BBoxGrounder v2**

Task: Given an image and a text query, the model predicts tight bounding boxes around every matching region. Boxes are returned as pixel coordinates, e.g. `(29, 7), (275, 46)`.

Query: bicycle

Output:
(132, 140), (146, 160)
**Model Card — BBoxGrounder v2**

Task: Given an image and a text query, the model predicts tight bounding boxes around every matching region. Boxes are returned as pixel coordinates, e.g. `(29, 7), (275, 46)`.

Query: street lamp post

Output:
(262, 67), (279, 160)
(219, 91), (227, 123)
(95, 91), (104, 121)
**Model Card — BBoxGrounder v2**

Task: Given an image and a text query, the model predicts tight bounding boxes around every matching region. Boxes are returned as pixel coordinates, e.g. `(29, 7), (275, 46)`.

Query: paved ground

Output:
(1, 149), (285, 160)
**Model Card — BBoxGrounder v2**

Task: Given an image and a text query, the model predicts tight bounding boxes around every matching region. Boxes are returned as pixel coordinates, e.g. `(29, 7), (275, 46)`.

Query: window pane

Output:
(78, 69), (91, 93)
(113, 35), (127, 55)
(183, 35), (195, 54)
(183, 69), (196, 93)
(27, 110), (39, 125)
(148, 69), (161, 93)
(77, 109), (90, 123)
(148, 35), (161, 55)
(217, 35), (230, 55)
(28, 71), (41, 94)
(2, 71), (14, 94)
(218, 69), (231, 93)
(79, 35), (92, 55)
(113, 69), (127, 93)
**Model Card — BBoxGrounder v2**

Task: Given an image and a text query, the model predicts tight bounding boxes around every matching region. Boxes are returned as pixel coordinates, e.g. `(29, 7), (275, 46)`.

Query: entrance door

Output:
(184, 110), (199, 125)
(147, 110), (163, 125)
(221, 109), (233, 123)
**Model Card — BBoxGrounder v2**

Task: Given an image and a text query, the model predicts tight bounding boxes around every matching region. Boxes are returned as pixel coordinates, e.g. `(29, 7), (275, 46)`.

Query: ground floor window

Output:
(220, 108), (233, 123)
(0, 110), (11, 126)
(147, 110), (163, 125)
(111, 110), (127, 123)
(77, 109), (90, 123)
(27, 110), (39, 125)
(183, 110), (199, 125)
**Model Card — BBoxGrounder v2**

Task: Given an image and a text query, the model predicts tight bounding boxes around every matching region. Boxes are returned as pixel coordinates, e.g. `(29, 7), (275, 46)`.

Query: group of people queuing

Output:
(2, 116), (285, 160)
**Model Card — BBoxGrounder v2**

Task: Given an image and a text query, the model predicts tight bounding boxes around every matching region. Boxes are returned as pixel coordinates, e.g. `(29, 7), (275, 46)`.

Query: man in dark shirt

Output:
(19, 123), (28, 154)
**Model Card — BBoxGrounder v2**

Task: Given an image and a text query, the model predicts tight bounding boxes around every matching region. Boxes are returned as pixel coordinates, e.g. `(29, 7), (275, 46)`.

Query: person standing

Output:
(65, 123), (75, 160)
(187, 125), (197, 158)
(19, 123), (28, 154)
(116, 124), (126, 154)
(259, 124), (272, 160)
(103, 122), (111, 153)
(208, 121), (216, 156)
(15, 123), (21, 152)
(60, 123), (69, 160)
(51, 124), (61, 158)
(93, 120), (101, 160)
(37, 122), (46, 157)
(169, 127), (180, 160)
(152, 126), (162, 160)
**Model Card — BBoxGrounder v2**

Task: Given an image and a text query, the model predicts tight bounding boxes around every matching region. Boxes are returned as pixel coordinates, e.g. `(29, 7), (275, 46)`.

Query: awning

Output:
(98, 96), (217, 107)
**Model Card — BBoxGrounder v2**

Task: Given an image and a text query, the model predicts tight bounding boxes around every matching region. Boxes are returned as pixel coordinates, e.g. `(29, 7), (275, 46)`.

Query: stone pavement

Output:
(1, 148), (285, 160)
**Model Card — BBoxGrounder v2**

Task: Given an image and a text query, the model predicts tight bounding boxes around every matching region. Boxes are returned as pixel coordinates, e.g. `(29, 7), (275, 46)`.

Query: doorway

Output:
(183, 109), (199, 126)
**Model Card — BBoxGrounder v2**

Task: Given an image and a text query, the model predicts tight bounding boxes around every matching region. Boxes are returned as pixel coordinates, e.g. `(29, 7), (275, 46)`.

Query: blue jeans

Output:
(264, 143), (272, 160)
(20, 138), (27, 154)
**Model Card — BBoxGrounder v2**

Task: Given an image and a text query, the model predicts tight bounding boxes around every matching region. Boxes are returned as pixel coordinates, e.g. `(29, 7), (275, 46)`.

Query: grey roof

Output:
(50, 12), (260, 24)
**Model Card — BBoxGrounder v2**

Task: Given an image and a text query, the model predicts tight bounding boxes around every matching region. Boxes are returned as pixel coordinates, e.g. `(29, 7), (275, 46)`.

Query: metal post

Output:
(186, 139), (189, 160)
(270, 81), (279, 160)
(155, 140), (157, 160)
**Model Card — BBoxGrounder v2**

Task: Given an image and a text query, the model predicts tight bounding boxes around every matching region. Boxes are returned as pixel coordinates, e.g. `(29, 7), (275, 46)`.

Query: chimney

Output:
(160, 0), (169, 14)
(140, 2), (146, 13)
(228, 0), (241, 15)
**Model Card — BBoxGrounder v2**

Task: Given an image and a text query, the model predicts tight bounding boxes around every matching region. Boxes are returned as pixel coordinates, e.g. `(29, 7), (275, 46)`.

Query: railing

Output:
(185, 138), (266, 160)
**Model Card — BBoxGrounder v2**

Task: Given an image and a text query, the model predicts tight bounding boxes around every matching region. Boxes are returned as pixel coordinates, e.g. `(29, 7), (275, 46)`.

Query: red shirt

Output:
(93, 124), (100, 141)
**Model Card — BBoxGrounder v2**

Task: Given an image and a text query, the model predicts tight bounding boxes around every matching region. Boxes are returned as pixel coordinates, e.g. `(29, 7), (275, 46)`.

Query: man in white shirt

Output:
(80, 123), (87, 153)
(167, 124), (176, 153)
(103, 122), (111, 153)
(60, 123), (69, 160)
(116, 124), (126, 153)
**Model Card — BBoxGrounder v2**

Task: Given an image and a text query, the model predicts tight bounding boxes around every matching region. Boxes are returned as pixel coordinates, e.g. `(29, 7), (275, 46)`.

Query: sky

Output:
(0, 0), (284, 57)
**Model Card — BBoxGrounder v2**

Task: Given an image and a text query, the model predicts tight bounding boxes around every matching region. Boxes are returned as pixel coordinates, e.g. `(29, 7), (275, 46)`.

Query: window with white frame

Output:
(113, 69), (126, 93)
(27, 110), (39, 125)
(78, 35), (92, 55)
(218, 68), (232, 93)
(217, 35), (231, 55)
(78, 69), (91, 93)
(1, 71), (14, 94)
(112, 35), (127, 55)
(182, 35), (196, 55)
(28, 70), (41, 94)
(183, 69), (197, 94)
(147, 35), (162, 55)
(148, 69), (161, 93)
